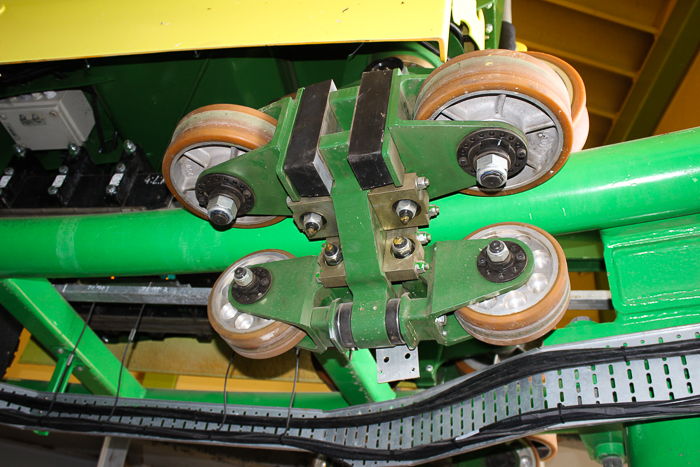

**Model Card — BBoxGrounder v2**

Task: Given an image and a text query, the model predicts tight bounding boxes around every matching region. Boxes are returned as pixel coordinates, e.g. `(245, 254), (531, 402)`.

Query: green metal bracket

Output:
(0, 278), (145, 398)
(625, 417), (700, 467)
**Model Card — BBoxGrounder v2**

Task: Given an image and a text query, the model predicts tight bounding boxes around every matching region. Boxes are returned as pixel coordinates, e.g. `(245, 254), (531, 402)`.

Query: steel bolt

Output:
(234, 267), (254, 287)
(394, 199), (419, 225)
(115, 162), (127, 173)
(302, 212), (325, 236)
(602, 457), (623, 467)
(67, 143), (80, 156)
(485, 23), (494, 33)
(435, 315), (447, 326)
(416, 231), (431, 245)
(76, 366), (84, 372)
(323, 243), (344, 266)
(487, 240), (510, 263)
(520, 456), (533, 467)
(105, 185), (118, 196)
(13, 145), (26, 157)
(124, 140), (137, 154)
(428, 204), (440, 218)
(476, 154), (509, 189)
(414, 262), (430, 274)
(57, 348), (64, 354)
(416, 176), (430, 190)
(4, 167), (14, 176)
(207, 194), (238, 226)
(391, 236), (415, 258)
(48, 186), (59, 195)
(58, 165), (69, 175)
(426, 365), (434, 372)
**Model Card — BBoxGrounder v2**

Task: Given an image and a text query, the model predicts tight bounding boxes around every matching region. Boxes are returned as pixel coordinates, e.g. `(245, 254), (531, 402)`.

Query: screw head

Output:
(425, 365), (434, 372)
(58, 165), (69, 175)
(67, 143), (80, 156)
(485, 23), (494, 33)
(123, 140), (137, 154)
(105, 185), (118, 196)
(13, 145), (26, 157)
(48, 186), (59, 195)
(115, 162), (126, 173)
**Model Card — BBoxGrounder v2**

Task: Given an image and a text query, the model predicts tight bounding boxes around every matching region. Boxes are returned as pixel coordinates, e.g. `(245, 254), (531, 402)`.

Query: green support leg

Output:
(625, 418), (700, 467)
(0, 278), (145, 398)
(314, 349), (396, 405)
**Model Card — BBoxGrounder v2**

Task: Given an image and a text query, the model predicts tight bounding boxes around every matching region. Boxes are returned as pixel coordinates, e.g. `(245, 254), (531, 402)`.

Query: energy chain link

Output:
(1, 324), (700, 466)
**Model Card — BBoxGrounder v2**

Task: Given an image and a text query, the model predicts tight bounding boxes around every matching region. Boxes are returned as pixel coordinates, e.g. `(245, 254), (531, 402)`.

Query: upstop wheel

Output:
(414, 50), (575, 195)
(162, 104), (284, 228)
(208, 250), (306, 359)
(456, 223), (570, 345)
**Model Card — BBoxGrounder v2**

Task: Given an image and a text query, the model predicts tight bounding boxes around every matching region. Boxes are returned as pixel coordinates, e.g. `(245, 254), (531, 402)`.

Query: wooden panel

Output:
(541, 0), (670, 32)
(514, 0), (655, 74)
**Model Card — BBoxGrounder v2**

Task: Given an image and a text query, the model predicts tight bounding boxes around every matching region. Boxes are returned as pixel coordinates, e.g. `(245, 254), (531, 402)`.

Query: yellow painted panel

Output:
(654, 48), (700, 135)
(175, 375), (331, 393)
(0, 0), (451, 64)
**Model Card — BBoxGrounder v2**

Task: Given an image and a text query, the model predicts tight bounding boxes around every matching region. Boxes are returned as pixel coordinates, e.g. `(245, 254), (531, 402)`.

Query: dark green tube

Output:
(0, 128), (699, 278)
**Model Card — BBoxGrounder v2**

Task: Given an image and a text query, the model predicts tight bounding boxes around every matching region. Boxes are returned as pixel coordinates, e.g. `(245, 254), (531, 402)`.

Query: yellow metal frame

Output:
(0, 0), (452, 64)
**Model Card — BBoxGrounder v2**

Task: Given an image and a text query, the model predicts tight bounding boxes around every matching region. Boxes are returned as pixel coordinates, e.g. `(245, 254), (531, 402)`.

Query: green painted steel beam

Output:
(0, 278), (145, 398)
(606, 1), (700, 144)
(314, 349), (396, 405)
(625, 418), (700, 467)
(0, 128), (699, 279)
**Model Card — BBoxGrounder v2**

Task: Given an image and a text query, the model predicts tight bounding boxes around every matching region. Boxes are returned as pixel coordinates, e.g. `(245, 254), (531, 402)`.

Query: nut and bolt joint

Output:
(67, 143), (80, 156)
(13, 145), (26, 157)
(4, 167), (14, 176)
(487, 240), (510, 263)
(485, 23), (494, 33)
(394, 199), (419, 225)
(601, 457), (624, 467)
(416, 176), (430, 190)
(48, 186), (59, 196)
(476, 154), (509, 189)
(58, 165), (69, 175)
(124, 140), (137, 154)
(391, 236), (415, 259)
(115, 163), (127, 173)
(302, 212), (325, 236)
(323, 242), (344, 266)
(435, 315), (447, 326)
(414, 261), (430, 274)
(416, 231), (431, 245)
(233, 267), (255, 287)
(428, 204), (440, 218)
(207, 194), (238, 226)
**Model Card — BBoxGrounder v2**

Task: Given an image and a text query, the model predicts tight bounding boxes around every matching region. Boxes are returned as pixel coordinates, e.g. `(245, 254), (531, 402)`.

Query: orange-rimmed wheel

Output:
(527, 51), (589, 152)
(162, 104), (284, 228)
(208, 250), (306, 359)
(456, 223), (570, 345)
(414, 50), (574, 196)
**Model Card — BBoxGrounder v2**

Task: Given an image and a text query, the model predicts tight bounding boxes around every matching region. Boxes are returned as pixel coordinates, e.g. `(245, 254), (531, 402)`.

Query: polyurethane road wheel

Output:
(414, 50), (574, 196)
(455, 223), (570, 345)
(208, 250), (306, 359)
(162, 104), (284, 228)
(527, 51), (589, 152)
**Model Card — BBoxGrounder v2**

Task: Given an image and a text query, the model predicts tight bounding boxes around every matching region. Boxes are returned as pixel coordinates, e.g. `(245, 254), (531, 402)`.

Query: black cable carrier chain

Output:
(2, 334), (700, 465)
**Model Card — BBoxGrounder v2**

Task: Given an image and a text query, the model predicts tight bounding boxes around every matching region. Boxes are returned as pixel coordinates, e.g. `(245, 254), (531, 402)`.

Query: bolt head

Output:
(4, 167), (14, 176)
(123, 140), (137, 154)
(207, 194), (237, 226)
(105, 185), (117, 196)
(48, 186), (59, 195)
(487, 240), (511, 263)
(67, 143), (80, 156)
(425, 365), (434, 372)
(394, 199), (418, 224)
(476, 154), (509, 189)
(428, 205), (440, 218)
(58, 165), (69, 175)
(115, 162), (126, 173)
(13, 145), (26, 157)
(485, 23), (494, 33)
(416, 176), (430, 190)
(302, 212), (325, 236)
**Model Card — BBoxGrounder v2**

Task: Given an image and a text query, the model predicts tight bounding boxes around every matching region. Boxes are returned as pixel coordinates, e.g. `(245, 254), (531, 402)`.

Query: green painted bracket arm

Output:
(0, 278), (145, 398)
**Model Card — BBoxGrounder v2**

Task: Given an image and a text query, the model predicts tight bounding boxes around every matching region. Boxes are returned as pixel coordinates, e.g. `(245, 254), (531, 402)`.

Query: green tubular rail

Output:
(0, 128), (699, 278)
